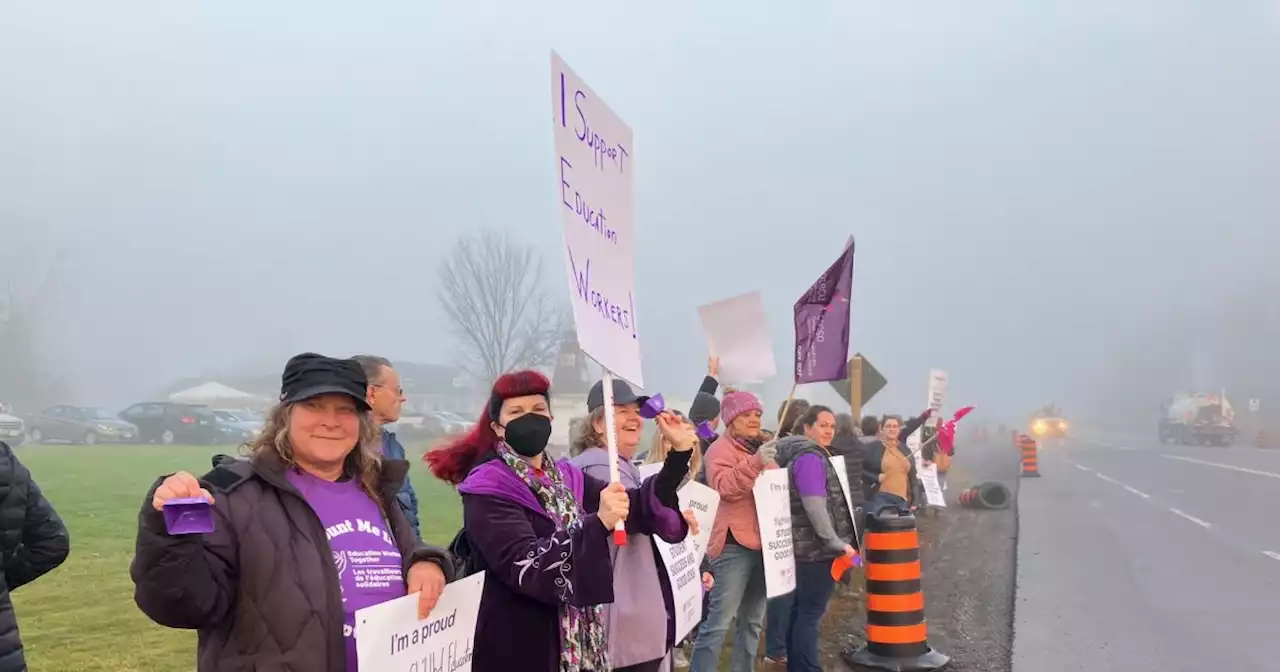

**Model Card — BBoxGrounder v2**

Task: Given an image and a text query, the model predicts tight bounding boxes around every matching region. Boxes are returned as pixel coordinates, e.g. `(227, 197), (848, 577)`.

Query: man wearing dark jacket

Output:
(0, 440), (71, 672)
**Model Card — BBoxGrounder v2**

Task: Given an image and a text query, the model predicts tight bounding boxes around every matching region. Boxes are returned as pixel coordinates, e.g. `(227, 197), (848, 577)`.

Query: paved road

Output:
(1012, 435), (1280, 671)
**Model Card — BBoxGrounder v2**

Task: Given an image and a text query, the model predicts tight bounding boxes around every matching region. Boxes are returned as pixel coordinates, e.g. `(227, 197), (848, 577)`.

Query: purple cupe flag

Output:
(794, 237), (855, 384)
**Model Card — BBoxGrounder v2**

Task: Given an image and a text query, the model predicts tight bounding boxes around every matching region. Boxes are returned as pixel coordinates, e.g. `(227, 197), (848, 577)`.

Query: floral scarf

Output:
(497, 443), (609, 672)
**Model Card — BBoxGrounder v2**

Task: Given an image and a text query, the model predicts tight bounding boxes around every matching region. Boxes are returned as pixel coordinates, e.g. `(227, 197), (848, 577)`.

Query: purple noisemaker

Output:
(638, 393), (665, 419)
(696, 421), (717, 441)
(163, 497), (214, 535)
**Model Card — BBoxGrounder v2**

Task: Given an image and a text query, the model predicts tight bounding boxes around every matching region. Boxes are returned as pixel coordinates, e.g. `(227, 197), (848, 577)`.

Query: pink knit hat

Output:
(720, 390), (764, 427)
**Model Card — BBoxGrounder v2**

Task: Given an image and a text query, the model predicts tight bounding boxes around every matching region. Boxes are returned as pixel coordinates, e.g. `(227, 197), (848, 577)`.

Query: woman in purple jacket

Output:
(427, 370), (692, 672)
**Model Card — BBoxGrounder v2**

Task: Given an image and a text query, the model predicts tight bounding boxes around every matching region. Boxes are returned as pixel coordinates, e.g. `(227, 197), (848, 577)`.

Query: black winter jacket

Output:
(131, 450), (454, 672)
(0, 441), (72, 672)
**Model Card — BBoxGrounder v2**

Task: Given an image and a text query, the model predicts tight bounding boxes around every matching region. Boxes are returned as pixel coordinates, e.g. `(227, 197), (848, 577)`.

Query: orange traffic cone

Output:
(1019, 435), (1040, 477)
(843, 510), (950, 671)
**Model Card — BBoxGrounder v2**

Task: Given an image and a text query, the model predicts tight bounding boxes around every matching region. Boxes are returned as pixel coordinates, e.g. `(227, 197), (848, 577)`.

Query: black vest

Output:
(785, 443), (858, 564)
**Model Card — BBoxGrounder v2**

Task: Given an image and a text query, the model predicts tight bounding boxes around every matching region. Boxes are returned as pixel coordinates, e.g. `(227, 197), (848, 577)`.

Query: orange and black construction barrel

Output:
(957, 481), (1012, 510)
(843, 510), (950, 671)
(1019, 434), (1040, 477)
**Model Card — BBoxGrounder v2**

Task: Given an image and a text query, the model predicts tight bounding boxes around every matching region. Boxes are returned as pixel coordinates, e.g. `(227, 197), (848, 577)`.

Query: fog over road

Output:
(1012, 435), (1280, 672)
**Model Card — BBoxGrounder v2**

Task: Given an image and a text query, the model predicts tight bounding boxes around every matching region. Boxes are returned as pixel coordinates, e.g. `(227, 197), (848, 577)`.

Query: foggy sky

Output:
(2, 1), (1277, 417)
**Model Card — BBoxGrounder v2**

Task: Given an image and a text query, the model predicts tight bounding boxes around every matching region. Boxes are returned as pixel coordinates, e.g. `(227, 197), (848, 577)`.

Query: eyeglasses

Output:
(372, 384), (404, 396)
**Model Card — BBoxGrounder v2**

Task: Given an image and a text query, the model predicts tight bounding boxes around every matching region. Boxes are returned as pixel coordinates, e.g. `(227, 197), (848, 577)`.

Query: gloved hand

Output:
(757, 439), (779, 465)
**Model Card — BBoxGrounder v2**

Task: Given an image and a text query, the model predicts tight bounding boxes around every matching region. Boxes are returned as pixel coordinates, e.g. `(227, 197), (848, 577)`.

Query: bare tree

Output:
(0, 246), (71, 408)
(437, 230), (570, 384)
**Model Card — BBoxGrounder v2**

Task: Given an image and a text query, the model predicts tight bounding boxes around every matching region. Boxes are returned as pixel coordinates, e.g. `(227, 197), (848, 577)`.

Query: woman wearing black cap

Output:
(131, 353), (455, 672)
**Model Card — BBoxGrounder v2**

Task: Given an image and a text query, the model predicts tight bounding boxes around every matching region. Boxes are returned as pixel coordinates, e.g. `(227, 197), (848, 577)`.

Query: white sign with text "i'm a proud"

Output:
(551, 51), (642, 387)
(355, 572), (485, 672)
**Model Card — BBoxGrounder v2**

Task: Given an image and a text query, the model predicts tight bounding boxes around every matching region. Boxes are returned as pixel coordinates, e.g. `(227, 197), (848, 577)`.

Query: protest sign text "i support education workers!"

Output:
(551, 51), (643, 387)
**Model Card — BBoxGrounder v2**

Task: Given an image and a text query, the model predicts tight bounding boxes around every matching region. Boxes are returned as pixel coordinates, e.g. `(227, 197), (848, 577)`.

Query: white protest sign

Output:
(753, 469), (796, 598)
(356, 571), (485, 672)
(828, 455), (859, 537)
(551, 51), (642, 387)
(927, 369), (949, 413)
(655, 536), (703, 644)
(678, 480), (720, 561)
(653, 480), (719, 642)
(697, 291), (777, 385)
(637, 462), (663, 482)
(910, 369), (949, 453)
(917, 462), (946, 507)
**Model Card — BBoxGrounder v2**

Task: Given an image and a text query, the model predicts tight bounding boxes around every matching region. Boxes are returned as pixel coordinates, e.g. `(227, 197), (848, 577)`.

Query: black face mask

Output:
(502, 413), (553, 458)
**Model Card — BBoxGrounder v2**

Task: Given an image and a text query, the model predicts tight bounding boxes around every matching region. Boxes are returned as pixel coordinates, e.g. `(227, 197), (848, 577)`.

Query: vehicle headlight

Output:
(1058, 421), (1068, 430)
(96, 424), (113, 432)
(1033, 421), (1047, 434)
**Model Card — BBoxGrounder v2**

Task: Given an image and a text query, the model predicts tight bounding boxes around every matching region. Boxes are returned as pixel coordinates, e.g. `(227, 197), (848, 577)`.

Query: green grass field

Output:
(11, 442), (461, 672)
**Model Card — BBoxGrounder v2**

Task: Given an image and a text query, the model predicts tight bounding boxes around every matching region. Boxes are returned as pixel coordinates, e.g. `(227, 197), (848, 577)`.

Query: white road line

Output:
(1075, 463), (1091, 472)
(1121, 485), (1151, 499)
(1168, 508), (1212, 529)
(1162, 454), (1280, 480)
(1093, 472), (1151, 498)
(1263, 551), (1280, 562)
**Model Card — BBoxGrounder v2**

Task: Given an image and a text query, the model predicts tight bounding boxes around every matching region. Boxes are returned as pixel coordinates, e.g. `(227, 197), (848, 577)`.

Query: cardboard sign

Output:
(551, 51), (642, 387)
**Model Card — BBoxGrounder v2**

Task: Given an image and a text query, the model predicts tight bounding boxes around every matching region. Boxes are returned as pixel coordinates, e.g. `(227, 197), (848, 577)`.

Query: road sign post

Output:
(830, 352), (886, 421)
(850, 356), (863, 420)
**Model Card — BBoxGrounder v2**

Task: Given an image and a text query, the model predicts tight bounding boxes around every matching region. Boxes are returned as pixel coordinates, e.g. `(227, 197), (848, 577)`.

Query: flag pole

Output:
(599, 368), (628, 546)
(776, 382), (799, 436)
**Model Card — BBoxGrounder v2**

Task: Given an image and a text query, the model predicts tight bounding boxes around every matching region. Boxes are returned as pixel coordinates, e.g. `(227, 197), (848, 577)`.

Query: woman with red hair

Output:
(427, 370), (693, 672)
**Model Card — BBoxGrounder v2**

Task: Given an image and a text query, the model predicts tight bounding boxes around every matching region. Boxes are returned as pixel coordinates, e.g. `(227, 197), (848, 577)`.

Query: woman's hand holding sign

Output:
(598, 482), (630, 530)
(407, 561), (447, 619)
(151, 471), (214, 512)
(681, 508), (700, 536)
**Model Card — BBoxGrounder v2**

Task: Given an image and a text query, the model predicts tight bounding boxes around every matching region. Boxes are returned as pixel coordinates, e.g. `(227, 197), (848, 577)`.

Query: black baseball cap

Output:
(279, 353), (372, 412)
(587, 378), (650, 413)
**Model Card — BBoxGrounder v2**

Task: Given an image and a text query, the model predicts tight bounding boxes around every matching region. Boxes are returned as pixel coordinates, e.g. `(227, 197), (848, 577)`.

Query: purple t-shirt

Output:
(287, 469), (407, 672)
(793, 453), (829, 497)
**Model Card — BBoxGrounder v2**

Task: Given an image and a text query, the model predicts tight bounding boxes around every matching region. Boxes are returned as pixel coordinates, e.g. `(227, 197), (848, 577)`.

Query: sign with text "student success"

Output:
(550, 51), (643, 386)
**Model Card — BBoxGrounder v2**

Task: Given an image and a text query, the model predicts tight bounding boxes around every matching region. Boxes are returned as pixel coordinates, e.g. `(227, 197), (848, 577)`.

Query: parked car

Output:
(119, 402), (221, 445)
(211, 409), (261, 444)
(26, 406), (139, 445)
(426, 410), (473, 435)
(0, 408), (24, 446)
(396, 411), (431, 440)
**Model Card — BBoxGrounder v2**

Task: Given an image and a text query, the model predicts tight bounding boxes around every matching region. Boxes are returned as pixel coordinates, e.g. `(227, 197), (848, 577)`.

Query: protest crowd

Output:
(0, 55), (974, 672)
(119, 344), (965, 672)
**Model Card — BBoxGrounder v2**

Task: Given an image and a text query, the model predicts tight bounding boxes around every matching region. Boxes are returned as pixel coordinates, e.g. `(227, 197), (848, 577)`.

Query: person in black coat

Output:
(829, 413), (866, 543)
(0, 440), (71, 672)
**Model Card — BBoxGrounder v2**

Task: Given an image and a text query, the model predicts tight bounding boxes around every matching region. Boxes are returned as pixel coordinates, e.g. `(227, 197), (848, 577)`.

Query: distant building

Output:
(393, 361), (479, 414)
(550, 332), (594, 451)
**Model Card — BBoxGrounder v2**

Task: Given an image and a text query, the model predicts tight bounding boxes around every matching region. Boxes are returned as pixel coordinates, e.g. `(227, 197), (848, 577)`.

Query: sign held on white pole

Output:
(551, 51), (642, 388)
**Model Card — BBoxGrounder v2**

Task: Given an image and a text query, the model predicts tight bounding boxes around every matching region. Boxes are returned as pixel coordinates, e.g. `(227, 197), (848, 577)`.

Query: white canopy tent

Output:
(168, 382), (262, 406)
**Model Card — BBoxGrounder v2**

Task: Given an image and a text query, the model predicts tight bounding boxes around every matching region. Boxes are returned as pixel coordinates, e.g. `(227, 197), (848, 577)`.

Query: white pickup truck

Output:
(0, 409), (25, 446)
